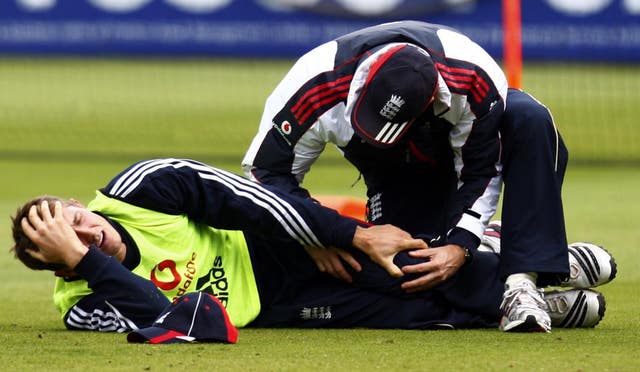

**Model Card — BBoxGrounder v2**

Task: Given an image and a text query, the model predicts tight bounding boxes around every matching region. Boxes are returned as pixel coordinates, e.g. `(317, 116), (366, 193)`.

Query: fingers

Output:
(21, 215), (34, 233)
(408, 247), (437, 259)
(337, 250), (362, 273)
(314, 260), (327, 273)
(304, 246), (354, 283)
(25, 200), (57, 230)
(27, 204), (43, 230)
(329, 259), (353, 283)
(400, 250), (441, 292)
(23, 200), (63, 240)
(379, 258), (403, 278)
(40, 200), (54, 221)
(25, 248), (44, 262)
(399, 238), (429, 251)
(400, 251), (462, 293)
(320, 254), (353, 283)
(401, 274), (437, 293)
(329, 249), (354, 282)
(21, 216), (39, 241)
(53, 200), (64, 220)
(401, 261), (434, 274)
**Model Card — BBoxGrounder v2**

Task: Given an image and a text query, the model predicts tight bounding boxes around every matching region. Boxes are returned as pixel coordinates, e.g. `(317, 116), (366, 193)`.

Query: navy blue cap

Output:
(351, 44), (438, 148)
(127, 292), (238, 344)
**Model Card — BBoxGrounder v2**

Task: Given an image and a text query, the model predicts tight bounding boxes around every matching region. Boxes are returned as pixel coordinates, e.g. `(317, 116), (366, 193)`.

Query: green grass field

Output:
(1, 59), (639, 371)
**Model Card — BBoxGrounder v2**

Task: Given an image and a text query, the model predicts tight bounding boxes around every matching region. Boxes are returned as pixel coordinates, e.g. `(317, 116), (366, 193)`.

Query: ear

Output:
(54, 268), (77, 278)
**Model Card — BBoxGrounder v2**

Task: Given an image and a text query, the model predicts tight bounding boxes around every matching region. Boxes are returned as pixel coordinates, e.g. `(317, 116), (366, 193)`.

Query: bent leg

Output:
(500, 89), (570, 285)
(247, 233), (503, 325)
(347, 248), (504, 320)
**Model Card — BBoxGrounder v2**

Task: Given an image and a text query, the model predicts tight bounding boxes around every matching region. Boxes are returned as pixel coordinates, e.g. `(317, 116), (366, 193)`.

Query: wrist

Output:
(456, 244), (473, 266)
(64, 243), (90, 269)
(352, 226), (368, 249)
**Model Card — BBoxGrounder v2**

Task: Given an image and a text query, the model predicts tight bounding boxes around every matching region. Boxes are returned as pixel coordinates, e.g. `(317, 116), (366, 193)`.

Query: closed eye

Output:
(73, 212), (82, 226)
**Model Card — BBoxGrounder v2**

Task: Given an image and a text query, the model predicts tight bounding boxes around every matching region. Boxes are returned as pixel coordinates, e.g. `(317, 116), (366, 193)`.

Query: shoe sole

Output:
(500, 315), (550, 333)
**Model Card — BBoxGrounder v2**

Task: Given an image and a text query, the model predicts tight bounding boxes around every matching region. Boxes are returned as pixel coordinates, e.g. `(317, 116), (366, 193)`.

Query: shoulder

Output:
(103, 159), (214, 196)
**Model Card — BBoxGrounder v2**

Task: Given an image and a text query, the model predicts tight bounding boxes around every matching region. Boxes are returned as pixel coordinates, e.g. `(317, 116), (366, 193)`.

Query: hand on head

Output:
(20, 200), (88, 269)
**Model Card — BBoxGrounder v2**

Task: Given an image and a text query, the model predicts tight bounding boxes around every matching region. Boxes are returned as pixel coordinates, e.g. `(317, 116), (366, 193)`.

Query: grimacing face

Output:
(62, 202), (126, 260)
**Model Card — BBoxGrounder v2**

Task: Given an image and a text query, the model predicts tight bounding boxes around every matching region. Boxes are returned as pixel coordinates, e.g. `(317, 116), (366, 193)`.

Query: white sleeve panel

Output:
(455, 173), (503, 239)
(242, 41), (339, 176)
(444, 93), (475, 182)
(436, 28), (508, 106)
(66, 301), (138, 333)
(291, 104), (354, 183)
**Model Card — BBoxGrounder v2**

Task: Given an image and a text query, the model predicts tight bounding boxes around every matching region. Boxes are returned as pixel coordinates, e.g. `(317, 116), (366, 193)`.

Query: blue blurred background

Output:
(1, 0), (638, 60)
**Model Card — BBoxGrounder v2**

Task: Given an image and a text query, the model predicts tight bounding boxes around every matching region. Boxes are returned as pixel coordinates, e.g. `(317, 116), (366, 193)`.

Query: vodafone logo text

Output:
(150, 252), (198, 297)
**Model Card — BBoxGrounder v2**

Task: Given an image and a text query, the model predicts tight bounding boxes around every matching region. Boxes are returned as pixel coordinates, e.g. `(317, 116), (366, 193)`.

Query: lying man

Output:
(11, 158), (611, 333)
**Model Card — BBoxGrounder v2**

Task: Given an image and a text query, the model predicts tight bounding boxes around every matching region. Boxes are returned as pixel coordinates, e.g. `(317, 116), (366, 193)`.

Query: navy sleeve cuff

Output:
(330, 218), (363, 250)
(446, 227), (481, 251)
(73, 245), (113, 285)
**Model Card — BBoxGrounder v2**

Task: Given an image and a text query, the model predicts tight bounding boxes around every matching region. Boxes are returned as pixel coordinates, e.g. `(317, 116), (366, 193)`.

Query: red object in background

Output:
(503, 0), (522, 89)
(314, 195), (367, 222)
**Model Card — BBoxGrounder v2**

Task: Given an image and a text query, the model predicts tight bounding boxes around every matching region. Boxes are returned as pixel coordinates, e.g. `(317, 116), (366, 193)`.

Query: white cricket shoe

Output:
(478, 220), (501, 254)
(545, 289), (606, 328)
(563, 242), (617, 289)
(499, 280), (551, 333)
(479, 230), (617, 289)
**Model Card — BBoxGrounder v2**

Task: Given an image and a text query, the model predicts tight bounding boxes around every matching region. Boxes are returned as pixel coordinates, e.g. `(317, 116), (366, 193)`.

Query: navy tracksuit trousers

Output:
(247, 233), (503, 329)
(499, 89), (569, 285)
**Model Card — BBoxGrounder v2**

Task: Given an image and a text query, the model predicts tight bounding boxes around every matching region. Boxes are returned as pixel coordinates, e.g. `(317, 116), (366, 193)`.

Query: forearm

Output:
(447, 173), (501, 249)
(63, 247), (169, 332)
(103, 159), (359, 250)
(247, 167), (312, 199)
(448, 105), (503, 248)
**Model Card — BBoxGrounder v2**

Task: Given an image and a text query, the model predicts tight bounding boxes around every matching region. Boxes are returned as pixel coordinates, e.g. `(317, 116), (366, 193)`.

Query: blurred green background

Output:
(1, 59), (639, 165)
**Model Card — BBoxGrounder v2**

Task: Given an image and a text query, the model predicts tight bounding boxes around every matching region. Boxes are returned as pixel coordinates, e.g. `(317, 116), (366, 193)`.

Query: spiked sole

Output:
(500, 315), (551, 333)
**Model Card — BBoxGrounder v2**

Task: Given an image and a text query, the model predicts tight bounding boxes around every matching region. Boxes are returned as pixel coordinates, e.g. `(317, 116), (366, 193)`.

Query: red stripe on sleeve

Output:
(436, 63), (490, 102)
(292, 82), (351, 121)
(291, 75), (353, 114)
(298, 91), (350, 124)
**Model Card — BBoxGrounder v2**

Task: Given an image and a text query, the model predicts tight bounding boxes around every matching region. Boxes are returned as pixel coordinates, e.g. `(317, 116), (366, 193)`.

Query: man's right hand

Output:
(400, 244), (467, 293)
(304, 245), (362, 283)
(21, 200), (88, 268)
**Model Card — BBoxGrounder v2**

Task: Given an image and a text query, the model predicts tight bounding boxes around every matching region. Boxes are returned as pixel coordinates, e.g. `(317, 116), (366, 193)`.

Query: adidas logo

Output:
(379, 94), (405, 120)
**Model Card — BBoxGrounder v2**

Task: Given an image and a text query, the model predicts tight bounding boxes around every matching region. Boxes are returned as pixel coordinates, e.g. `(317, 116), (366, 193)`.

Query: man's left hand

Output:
(400, 244), (467, 293)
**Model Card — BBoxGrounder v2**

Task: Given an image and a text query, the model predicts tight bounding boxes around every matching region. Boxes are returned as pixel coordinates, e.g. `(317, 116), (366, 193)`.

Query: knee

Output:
(504, 104), (554, 141)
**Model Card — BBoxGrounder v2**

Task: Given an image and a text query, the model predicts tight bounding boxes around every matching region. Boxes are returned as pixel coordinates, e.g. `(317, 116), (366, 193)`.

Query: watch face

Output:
(463, 247), (471, 263)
